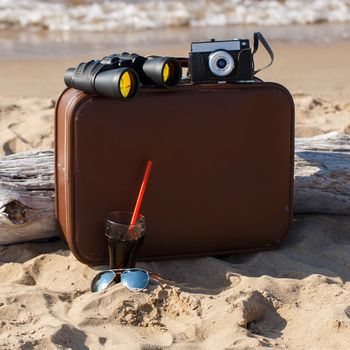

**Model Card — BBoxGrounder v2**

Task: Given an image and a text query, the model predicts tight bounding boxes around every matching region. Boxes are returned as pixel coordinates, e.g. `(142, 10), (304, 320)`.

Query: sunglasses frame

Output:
(91, 268), (150, 292)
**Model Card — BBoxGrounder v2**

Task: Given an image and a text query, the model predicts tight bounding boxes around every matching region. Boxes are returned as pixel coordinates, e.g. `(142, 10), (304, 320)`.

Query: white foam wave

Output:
(0, 0), (350, 32)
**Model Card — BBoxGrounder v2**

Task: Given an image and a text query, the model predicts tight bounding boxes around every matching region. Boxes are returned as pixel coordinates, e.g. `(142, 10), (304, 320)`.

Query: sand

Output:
(1, 216), (350, 349)
(1, 42), (350, 100)
(0, 41), (350, 349)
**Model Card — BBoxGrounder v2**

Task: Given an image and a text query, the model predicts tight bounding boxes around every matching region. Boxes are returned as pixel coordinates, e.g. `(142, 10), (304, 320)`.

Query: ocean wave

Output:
(0, 0), (350, 32)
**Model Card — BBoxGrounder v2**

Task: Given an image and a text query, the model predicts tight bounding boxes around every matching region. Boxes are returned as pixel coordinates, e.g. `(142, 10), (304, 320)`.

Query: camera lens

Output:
(208, 50), (235, 77)
(216, 58), (227, 69)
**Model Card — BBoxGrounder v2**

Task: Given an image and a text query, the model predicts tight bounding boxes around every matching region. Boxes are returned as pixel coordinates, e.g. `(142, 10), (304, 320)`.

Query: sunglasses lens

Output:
(121, 269), (149, 291)
(91, 271), (116, 292)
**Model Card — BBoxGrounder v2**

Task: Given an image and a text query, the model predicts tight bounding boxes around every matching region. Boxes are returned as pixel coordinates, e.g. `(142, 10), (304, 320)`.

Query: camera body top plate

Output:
(191, 39), (250, 53)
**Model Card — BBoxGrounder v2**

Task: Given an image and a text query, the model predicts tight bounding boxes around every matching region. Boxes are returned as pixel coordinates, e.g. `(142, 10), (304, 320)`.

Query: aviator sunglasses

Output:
(91, 268), (151, 293)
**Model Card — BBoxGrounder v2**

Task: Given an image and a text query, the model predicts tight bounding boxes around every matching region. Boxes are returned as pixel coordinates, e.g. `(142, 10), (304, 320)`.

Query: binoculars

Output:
(64, 53), (183, 100)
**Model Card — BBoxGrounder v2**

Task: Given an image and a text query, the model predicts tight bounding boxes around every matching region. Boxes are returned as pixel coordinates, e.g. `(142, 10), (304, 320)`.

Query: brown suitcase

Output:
(55, 83), (294, 266)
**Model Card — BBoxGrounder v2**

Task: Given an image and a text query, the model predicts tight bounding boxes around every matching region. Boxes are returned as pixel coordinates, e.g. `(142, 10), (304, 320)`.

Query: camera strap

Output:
(253, 32), (274, 75)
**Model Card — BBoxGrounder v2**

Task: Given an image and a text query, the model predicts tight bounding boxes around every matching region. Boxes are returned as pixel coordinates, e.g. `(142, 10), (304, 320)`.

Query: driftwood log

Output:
(294, 131), (350, 215)
(0, 151), (56, 244)
(0, 132), (349, 245)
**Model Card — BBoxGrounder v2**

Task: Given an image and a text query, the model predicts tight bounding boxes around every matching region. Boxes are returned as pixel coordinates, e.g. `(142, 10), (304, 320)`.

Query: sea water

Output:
(1, 0), (350, 31)
(0, 0), (350, 59)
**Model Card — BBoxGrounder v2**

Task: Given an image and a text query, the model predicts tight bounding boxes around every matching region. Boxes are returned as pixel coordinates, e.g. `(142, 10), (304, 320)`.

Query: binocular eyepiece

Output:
(64, 53), (183, 101)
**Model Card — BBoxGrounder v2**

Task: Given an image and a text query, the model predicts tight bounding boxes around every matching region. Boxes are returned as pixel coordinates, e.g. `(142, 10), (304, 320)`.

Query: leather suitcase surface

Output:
(55, 83), (294, 265)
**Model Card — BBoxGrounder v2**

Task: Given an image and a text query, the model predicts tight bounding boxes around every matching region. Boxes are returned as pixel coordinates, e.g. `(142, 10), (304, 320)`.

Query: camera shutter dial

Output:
(208, 50), (235, 77)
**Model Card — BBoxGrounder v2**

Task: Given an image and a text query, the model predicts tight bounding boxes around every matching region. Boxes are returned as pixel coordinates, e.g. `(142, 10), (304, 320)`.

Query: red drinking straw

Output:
(130, 160), (153, 226)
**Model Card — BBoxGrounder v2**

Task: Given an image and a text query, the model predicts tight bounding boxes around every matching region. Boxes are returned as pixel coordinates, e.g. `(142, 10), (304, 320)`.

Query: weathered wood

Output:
(0, 151), (57, 244)
(294, 132), (350, 215)
(0, 132), (349, 244)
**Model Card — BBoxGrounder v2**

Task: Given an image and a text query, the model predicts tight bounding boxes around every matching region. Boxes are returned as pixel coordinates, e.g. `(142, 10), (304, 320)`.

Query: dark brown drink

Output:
(105, 211), (146, 270)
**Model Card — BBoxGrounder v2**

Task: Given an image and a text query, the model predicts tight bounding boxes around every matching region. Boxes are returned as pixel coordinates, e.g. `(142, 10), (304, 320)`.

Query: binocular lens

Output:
(143, 57), (182, 88)
(119, 71), (132, 98)
(162, 63), (170, 83)
(94, 68), (139, 100)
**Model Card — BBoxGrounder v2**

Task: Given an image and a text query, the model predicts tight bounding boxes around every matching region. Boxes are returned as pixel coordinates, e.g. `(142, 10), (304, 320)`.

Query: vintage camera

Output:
(64, 53), (182, 100)
(189, 38), (254, 83)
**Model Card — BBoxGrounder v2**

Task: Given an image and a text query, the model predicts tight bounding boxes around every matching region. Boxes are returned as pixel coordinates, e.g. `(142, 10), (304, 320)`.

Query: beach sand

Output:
(0, 41), (350, 349)
(1, 216), (350, 349)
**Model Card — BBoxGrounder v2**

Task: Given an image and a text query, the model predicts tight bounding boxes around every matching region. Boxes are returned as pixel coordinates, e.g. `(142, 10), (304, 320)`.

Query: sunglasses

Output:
(91, 268), (150, 293)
